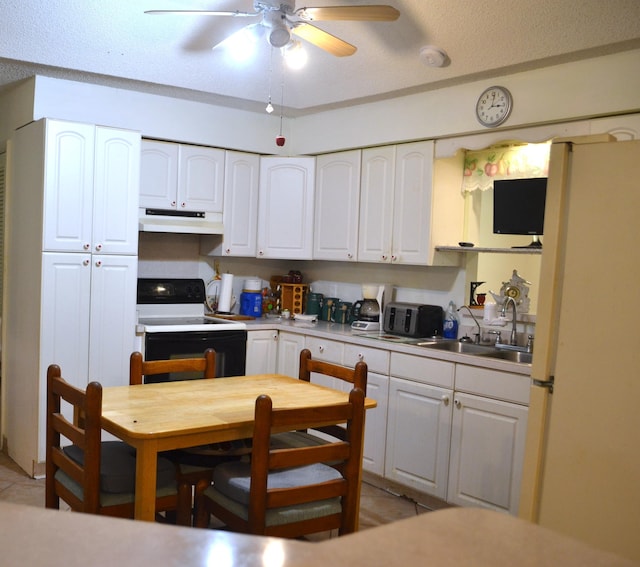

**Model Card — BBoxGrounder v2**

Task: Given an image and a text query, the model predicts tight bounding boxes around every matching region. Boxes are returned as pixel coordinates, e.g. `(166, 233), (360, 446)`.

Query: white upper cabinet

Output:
(358, 141), (435, 265)
(313, 150), (361, 261)
(257, 156), (315, 260)
(92, 127), (142, 255)
(392, 141), (435, 265)
(140, 140), (224, 213)
(43, 121), (140, 255)
(220, 151), (260, 257)
(358, 145), (395, 263)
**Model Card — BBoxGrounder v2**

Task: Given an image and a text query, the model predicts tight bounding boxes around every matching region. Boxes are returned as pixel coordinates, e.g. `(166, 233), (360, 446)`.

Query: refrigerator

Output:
(518, 135), (640, 562)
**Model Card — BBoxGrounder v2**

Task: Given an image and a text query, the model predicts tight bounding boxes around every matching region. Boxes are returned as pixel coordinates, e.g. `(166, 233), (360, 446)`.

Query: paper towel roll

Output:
(217, 273), (234, 313)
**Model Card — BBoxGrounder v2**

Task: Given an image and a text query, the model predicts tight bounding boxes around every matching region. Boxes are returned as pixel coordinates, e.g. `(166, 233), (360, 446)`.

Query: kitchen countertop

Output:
(241, 316), (532, 376)
(2, 502), (634, 566)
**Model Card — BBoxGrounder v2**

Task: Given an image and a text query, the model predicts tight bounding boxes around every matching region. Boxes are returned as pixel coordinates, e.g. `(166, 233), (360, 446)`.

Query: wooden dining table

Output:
(101, 373), (377, 522)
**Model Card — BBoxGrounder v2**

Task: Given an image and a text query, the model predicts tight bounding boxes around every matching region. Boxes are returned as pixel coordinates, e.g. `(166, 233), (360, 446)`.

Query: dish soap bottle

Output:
(443, 301), (459, 339)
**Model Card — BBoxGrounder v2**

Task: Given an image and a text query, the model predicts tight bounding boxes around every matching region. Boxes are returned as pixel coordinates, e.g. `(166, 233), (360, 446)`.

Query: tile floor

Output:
(0, 452), (431, 538)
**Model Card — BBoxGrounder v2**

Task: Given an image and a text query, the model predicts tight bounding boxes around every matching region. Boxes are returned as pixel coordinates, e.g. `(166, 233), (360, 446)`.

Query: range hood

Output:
(138, 208), (224, 235)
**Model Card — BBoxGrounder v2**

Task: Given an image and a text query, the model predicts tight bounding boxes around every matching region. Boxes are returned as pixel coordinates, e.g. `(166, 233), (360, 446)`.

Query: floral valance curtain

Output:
(462, 142), (551, 192)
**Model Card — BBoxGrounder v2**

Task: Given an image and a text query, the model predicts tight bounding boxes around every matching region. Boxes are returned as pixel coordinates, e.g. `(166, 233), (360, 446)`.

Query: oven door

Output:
(143, 330), (247, 383)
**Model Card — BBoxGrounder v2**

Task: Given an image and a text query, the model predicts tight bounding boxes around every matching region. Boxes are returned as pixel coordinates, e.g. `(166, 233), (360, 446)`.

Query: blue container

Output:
(240, 291), (262, 317)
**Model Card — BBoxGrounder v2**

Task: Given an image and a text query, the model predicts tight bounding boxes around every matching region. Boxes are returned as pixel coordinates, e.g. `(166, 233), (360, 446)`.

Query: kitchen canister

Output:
(305, 292), (323, 316)
(320, 297), (339, 322)
(333, 301), (353, 325)
(240, 290), (263, 317)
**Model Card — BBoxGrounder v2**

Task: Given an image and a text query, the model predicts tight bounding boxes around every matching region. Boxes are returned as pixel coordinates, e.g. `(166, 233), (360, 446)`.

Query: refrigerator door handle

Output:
(533, 376), (555, 393)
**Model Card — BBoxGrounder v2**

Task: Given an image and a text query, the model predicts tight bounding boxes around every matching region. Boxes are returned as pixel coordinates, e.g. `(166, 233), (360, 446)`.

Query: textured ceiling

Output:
(1, 0), (640, 115)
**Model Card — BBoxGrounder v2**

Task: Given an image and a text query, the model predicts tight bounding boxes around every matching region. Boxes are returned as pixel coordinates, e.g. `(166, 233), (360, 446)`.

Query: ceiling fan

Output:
(145, 1), (400, 57)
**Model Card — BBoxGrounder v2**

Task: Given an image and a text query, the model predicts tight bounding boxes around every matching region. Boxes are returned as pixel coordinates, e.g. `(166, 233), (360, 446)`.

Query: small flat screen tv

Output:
(493, 177), (547, 248)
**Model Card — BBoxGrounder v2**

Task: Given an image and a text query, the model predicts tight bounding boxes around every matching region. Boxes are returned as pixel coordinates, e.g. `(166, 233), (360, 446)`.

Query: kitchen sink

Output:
(484, 350), (533, 364)
(415, 339), (533, 364)
(415, 341), (496, 355)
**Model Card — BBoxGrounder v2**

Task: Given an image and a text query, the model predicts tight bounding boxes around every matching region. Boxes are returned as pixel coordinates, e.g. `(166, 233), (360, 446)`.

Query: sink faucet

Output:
(457, 306), (482, 344)
(501, 297), (518, 346)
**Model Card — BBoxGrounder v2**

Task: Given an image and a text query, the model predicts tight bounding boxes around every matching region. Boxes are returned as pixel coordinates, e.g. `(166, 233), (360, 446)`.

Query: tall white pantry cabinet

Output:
(3, 119), (140, 477)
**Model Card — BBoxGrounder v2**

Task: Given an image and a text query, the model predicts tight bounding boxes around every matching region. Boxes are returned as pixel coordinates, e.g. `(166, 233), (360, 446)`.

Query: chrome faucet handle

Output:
(526, 334), (534, 353)
(488, 330), (502, 344)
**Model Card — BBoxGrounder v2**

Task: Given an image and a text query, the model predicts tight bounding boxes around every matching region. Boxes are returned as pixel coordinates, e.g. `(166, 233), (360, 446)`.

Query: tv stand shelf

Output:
(436, 246), (542, 255)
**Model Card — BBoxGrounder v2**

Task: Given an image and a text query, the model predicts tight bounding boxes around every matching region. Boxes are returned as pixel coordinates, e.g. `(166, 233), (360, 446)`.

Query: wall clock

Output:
(475, 86), (512, 127)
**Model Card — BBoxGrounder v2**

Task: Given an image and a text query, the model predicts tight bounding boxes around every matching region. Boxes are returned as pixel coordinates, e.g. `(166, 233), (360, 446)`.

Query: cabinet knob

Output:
(272, 333), (278, 341)
(347, 253), (353, 259)
(442, 395), (450, 406)
(94, 260), (102, 268)
(391, 254), (398, 262)
(358, 352), (364, 360)
(180, 202), (186, 208)
(95, 243), (102, 252)
(83, 259), (90, 267)
(318, 345), (324, 353)
(454, 399), (462, 409)
(258, 250), (264, 256)
(381, 254), (388, 261)
(225, 248), (231, 255)
(83, 243), (91, 251)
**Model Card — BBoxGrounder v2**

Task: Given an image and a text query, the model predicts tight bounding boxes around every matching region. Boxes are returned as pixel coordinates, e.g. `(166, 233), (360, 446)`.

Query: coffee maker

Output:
(351, 284), (392, 332)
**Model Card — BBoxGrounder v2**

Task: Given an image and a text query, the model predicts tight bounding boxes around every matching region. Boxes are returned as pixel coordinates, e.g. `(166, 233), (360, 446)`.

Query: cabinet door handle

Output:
(94, 260), (102, 268)
(357, 352), (364, 360)
(318, 345), (324, 353)
(170, 200), (176, 207)
(225, 248), (231, 255)
(381, 254), (388, 261)
(347, 252), (353, 259)
(391, 254), (398, 262)
(94, 243), (102, 252)
(180, 202), (186, 208)
(441, 395), (450, 406)
(82, 259), (90, 267)
(83, 243), (91, 251)
(454, 399), (462, 409)
(272, 333), (278, 341)
(258, 250), (264, 256)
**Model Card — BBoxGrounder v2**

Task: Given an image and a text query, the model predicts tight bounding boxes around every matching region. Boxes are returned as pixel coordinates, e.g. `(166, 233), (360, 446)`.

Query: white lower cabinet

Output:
(448, 364), (529, 515)
(385, 354), (454, 498)
(344, 344), (390, 476)
(447, 392), (528, 514)
(276, 331), (306, 378)
(245, 330), (278, 375)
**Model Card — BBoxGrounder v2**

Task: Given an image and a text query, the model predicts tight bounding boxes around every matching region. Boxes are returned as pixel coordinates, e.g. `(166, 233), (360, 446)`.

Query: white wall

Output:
(292, 49), (640, 154)
(1, 49), (639, 155)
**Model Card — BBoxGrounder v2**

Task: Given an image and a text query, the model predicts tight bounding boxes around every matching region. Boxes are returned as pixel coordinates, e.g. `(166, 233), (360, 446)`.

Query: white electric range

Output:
(136, 278), (247, 381)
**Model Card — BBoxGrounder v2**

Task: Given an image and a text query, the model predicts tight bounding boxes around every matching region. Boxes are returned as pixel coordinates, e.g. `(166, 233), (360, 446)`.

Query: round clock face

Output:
(476, 86), (512, 127)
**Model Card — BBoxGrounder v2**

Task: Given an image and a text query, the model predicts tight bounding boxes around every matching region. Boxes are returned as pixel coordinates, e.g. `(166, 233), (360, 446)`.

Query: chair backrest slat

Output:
(129, 348), (216, 385)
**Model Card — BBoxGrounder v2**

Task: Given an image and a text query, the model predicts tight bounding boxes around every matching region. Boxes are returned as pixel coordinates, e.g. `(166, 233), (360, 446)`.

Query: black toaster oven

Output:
(383, 302), (443, 338)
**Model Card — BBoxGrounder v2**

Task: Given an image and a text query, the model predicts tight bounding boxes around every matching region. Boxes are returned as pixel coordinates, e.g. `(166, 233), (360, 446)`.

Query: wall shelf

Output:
(436, 246), (543, 255)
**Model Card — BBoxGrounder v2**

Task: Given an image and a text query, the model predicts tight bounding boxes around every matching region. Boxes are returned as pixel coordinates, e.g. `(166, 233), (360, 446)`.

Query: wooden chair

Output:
(129, 349), (244, 525)
(194, 387), (366, 538)
(45, 365), (182, 522)
(272, 348), (368, 447)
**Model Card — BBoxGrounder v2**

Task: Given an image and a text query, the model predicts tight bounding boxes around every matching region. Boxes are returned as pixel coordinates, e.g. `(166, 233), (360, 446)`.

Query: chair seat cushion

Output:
(213, 459), (342, 506)
(204, 483), (341, 528)
(63, 441), (176, 493)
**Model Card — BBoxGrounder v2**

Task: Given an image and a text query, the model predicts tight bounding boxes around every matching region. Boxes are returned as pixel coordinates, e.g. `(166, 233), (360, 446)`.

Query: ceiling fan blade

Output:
(296, 5), (400, 22)
(211, 23), (265, 51)
(292, 23), (356, 57)
(144, 10), (259, 17)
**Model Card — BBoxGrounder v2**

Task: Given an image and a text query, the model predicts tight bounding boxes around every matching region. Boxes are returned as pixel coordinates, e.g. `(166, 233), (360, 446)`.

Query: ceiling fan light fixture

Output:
(283, 40), (307, 70)
(419, 45), (449, 68)
(268, 25), (291, 48)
